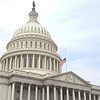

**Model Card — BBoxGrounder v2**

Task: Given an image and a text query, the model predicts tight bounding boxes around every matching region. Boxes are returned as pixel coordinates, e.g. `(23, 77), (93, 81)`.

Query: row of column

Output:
(7, 82), (99, 100)
(1, 54), (61, 73)
(7, 41), (56, 53)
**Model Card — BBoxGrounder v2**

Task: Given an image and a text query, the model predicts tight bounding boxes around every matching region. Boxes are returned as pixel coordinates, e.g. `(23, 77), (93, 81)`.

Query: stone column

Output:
(20, 83), (23, 100)
(60, 87), (63, 100)
(7, 84), (11, 100)
(47, 85), (49, 100)
(44, 56), (46, 70)
(98, 95), (100, 100)
(3, 60), (5, 70)
(35, 85), (38, 100)
(54, 59), (55, 71)
(49, 57), (51, 71)
(26, 54), (29, 68)
(15, 56), (17, 69)
(20, 55), (23, 68)
(9, 57), (12, 70)
(66, 88), (69, 100)
(93, 95), (96, 100)
(42, 87), (45, 100)
(39, 88), (41, 100)
(39, 55), (41, 69)
(84, 91), (86, 100)
(57, 61), (58, 73)
(73, 89), (75, 100)
(1, 61), (3, 71)
(59, 62), (61, 73)
(78, 90), (81, 100)
(6, 58), (8, 70)
(11, 82), (15, 100)
(12, 58), (15, 69)
(28, 84), (31, 100)
(89, 92), (91, 100)
(32, 54), (34, 68)
(54, 86), (56, 100)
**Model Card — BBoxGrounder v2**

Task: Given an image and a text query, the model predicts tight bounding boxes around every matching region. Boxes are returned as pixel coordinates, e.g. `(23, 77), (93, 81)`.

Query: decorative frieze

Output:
(65, 74), (75, 82)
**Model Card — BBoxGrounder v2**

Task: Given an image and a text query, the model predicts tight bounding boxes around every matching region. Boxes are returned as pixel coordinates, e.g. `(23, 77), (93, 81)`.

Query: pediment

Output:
(49, 71), (90, 85)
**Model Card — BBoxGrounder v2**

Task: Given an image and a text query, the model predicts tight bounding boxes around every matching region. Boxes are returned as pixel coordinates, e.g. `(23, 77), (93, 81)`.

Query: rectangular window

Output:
(40, 59), (42, 68)
(24, 58), (26, 67)
(19, 58), (20, 68)
(52, 60), (54, 71)
(29, 58), (32, 67)
(48, 60), (50, 70)
(34, 58), (37, 68)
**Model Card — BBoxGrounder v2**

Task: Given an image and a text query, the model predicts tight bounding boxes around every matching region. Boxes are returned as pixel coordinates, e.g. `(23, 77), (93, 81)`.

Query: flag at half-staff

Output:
(60, 58), (66, 66)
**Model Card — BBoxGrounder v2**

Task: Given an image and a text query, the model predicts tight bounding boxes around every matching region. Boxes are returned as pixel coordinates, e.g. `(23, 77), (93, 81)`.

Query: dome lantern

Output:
(28, 1), (38, 23)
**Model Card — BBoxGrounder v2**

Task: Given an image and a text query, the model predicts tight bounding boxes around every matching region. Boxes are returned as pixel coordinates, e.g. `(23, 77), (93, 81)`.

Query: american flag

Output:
(60, 58), (66, 66)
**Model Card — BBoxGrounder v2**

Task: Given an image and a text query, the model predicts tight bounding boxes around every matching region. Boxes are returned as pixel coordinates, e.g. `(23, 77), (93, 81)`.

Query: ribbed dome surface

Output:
(13, 10), (51, 39)
(13, 22), (51, 38)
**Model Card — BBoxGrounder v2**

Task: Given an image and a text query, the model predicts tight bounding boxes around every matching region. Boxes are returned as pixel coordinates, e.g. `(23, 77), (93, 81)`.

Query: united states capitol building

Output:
(0, 1), (100, 100)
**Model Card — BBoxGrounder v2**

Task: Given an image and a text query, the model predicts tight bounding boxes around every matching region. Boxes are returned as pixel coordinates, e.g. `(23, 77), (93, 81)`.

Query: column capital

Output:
(20, 82), (24, 84)
(54, 85), (56, 88)
(28, 83), (32, 86)
(11, 81), (16, 84)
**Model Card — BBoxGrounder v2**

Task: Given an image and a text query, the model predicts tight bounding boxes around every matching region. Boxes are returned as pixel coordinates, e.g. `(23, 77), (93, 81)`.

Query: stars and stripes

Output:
(60, 58), (66, 66)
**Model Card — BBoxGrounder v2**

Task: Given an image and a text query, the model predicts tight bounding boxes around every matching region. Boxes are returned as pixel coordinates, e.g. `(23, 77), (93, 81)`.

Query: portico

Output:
(8, 81), (100, 100)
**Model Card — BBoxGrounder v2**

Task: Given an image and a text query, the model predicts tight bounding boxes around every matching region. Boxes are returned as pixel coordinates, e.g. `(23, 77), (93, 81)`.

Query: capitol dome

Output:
(0, 2), (62, 75)
(13, 11), (51, 39)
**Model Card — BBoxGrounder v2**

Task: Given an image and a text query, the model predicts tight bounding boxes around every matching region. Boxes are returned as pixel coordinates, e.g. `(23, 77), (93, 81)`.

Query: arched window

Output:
(35, 42), (37, 48)
(40, 42), (42, 48)
(35, 27), (36, 32)
(34, 58), (37, 68)
(44, 43), (46, 49)
(38, 27), (40, 33)
(29, 58), (32, 67)
(48, 45), (49, 50)
(13, 44), (15, 49)
(26, 41), (28, 47)
(30, 41), (32, 47)
(31, 27), (33, 32)
(21, 42), (23, 48)
(51, 46), (52, 51)
(17, 43), (19, 48)
(24, 58), (26, 67)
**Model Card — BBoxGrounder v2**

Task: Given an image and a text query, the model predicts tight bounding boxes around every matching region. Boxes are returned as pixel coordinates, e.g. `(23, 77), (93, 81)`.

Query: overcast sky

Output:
(0, 0), (100, 86)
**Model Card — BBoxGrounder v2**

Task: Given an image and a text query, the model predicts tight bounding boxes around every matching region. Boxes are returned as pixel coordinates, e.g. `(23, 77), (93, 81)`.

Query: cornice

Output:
(1, 49), (61, 61)
(7, 34), (56, 48)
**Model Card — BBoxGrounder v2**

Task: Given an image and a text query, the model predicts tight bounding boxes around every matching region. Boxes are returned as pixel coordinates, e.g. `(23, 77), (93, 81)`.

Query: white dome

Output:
(13, 22), (51, 38)
(13, 11), (51, 39)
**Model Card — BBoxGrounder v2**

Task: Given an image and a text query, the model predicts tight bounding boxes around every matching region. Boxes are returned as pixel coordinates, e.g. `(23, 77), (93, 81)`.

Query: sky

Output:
(0, 0), (100, 85)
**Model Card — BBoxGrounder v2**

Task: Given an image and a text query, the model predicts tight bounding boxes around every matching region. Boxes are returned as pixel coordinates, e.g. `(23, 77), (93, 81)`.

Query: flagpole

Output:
(65, 48), (67, 72)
